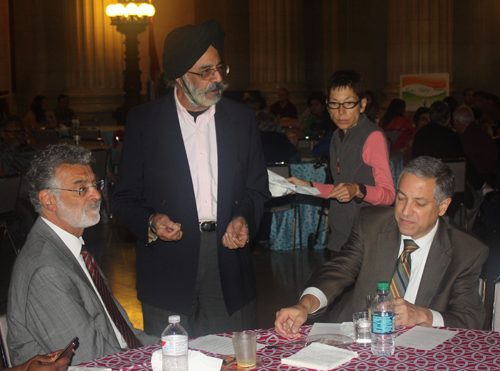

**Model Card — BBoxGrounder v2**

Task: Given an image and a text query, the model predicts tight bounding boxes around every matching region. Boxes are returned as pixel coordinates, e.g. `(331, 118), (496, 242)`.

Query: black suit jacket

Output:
(111, 93), (270, 316)
(307, 206), (488, 329)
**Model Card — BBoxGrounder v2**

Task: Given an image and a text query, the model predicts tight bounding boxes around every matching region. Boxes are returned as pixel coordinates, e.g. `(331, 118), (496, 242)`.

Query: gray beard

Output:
(181, 77), (228, 108)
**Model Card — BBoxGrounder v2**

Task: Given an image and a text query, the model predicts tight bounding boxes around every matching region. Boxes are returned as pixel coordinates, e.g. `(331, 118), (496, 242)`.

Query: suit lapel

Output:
(374, 216), (401, 283)
(415, 218), (452, 307)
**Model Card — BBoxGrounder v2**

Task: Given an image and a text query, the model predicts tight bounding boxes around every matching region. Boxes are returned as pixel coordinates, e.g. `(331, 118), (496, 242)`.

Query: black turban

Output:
(162, 19), (226, 80)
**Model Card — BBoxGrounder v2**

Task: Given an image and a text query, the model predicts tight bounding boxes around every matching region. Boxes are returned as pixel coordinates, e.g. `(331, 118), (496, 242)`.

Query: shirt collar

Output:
(401, 218), (440, 253)
(41, 217), (85, 259)
(174, 86), (216, 126)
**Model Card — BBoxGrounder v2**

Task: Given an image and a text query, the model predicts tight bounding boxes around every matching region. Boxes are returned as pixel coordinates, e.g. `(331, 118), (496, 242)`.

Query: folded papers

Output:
(268, 170), (320, 197)
(281, 342), (358, 370)
(151, 348), (222, 371)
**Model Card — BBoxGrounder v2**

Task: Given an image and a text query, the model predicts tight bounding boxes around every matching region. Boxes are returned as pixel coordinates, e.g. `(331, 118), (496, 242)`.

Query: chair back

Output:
(0, 175), (21, 215)
(442, 158), (466, 193)
(492, 275), (500, 331)
(34, 129), (59, 145)
(0, 314), (11, 368)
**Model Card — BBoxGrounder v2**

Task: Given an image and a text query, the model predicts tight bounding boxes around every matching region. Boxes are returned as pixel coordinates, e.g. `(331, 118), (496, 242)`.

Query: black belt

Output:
(199, 221), (217, 233)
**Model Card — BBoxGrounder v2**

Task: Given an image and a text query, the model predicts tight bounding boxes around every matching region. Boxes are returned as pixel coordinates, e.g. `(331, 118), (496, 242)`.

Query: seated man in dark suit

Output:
(275, 156), (488, 338)
(7, 145), (157, 366)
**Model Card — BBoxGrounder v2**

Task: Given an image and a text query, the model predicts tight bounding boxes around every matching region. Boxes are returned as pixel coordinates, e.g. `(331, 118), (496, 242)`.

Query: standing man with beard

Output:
(112, 20), (270, 337)
(7, 145), (158, 366)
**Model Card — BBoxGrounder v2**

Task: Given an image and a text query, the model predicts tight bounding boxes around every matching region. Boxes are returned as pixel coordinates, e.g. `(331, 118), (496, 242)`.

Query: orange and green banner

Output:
(400, 73), (449, 111)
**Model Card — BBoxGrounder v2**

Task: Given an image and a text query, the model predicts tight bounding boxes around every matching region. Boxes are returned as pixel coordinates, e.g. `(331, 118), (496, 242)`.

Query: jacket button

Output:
(161, 200), (166, 205)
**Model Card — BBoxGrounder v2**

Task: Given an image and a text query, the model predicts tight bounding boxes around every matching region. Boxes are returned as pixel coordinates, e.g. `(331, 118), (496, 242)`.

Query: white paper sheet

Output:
(268, 170), (321, 197)
(151, 349), (222, 371)
(395, 326), (458, 350)
(69, 368), (111, 371)
(281, 342), (358, 370)
(309, 322), (355, 338)
(188, 335), (265, 355)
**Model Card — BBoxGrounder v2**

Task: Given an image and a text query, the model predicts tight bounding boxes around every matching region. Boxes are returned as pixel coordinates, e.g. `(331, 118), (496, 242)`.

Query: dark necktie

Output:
(390, 239), (420, 299)
(80, 247), (142, 349)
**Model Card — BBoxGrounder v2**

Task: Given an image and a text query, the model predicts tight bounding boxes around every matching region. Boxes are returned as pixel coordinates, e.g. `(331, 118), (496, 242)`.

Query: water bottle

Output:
(161, 315), (188, 371)
(371, 281), (395, 356)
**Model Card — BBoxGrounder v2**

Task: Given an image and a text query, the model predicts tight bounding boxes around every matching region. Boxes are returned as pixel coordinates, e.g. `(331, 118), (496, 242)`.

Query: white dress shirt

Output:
(174, 87), (218, 222)
(303, 220), (444, 326)
(41, 217), (128, 348)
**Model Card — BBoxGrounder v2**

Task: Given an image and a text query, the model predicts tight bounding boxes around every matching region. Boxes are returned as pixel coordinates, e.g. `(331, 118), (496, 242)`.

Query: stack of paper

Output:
(281, 342), (358, 370)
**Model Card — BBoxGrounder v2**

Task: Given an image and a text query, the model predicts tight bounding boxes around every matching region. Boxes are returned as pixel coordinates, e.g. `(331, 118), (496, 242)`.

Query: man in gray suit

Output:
(275, 156), (488, 337)
(7, 145), (157, 366)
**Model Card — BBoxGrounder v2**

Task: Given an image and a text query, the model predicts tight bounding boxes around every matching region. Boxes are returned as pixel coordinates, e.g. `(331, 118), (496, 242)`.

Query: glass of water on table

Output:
(353, 311), (371, 347)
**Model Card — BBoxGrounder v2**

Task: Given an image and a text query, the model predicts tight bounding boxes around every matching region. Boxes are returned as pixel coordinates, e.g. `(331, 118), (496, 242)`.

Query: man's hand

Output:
(327, 183), (363, 203)
(274, 295), (320, 338)
(151, 214), (183, 242)
(13, 349), (73, 371)
(393, 298), (433, 327)
(286, 176), (311, 187)
(223, 216), (248, 249)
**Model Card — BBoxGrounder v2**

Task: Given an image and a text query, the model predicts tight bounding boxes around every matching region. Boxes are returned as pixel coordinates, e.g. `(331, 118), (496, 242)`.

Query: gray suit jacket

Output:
(307, 206), (489, 329)
(7, 218), (158, 366)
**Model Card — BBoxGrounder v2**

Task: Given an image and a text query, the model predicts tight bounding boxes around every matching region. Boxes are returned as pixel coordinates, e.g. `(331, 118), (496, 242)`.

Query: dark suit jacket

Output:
(7, 218), (157, 366)
(111, 93), (270, 316)
(307, 206), (488, 329)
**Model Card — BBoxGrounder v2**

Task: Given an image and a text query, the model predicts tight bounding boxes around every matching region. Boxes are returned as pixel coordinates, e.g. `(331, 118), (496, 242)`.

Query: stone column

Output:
(249, 0), (307, 110)
(384, 0), (453, 105)
(63, 0), (125, 123)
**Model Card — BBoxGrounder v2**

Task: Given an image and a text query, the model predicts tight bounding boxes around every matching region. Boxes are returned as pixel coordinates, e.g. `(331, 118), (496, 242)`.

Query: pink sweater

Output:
(312, 131), (395, 205)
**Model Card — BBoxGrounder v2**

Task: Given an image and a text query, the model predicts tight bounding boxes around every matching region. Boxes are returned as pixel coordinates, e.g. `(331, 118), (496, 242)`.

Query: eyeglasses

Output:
(3, 129), (26, 135)
(51, 180), (104, 197)
(187, 65), (229, 80)
(326, 101), (360, 110)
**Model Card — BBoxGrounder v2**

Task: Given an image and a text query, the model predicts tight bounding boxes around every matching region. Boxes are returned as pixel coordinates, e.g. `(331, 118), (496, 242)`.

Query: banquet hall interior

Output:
(1, 0), (500, 335)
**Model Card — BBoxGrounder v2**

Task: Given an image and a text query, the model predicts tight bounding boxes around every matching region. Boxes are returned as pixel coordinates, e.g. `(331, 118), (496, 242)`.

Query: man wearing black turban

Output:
(112, 19), (271, 337)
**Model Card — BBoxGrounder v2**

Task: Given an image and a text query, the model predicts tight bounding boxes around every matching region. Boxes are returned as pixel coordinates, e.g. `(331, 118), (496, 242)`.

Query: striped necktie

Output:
(390, 239), (419, 299)
(80, 247), (142, 349)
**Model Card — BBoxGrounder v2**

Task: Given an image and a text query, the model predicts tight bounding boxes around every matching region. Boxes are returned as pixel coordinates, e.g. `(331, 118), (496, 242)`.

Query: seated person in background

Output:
(7, 144), (158, 366)
(474, 91), (500, 134)
(392, 107), (430, 164)
(364, 90), (380, 124)
(300, 92), (337, 139)
(53, 94), (76, 127)
(275, 156), (488, 338)
(23, 96), (58, 141)
(463, 88), (476, 107)
(7, 349), (72, 371)
(412, 100), (464, 160)
(443, 96), (459, 119)
(258, 110), (300, 164)
(379, 98), (411, 131)
(1, 115), (38, 246)
(270, 88), (298, 119)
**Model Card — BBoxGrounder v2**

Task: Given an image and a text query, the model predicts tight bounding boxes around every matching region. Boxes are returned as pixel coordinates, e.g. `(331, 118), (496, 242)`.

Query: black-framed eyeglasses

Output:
(187, 65), (229, 81)
(326, 101), (360, 110)
(3, 129), (26, 135)
(51, 180), (104, 197)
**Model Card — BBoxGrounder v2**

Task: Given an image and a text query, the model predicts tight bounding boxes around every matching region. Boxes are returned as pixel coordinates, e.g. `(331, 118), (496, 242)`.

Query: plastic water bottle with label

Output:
(371, 281), (395, 356)
(162, 315), (188, 371)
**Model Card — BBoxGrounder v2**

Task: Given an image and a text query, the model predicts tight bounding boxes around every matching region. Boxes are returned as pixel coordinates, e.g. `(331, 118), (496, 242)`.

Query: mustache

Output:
(204, 81), (228, 94)
(85, 200), (101, 211)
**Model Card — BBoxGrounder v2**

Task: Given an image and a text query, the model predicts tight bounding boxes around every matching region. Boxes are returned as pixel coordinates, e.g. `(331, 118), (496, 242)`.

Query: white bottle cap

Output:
(168, 315), (180, 323)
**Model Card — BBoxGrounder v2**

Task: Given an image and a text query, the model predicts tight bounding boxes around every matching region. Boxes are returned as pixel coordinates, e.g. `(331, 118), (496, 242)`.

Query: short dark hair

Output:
(429, 100), (450, 125)
(307, 92), (326, 108)
(412, 107), (430, 125)
(399, 156), (455, 204)
(1, 115), (23, 131)
(26, 144), (94, 213)
(463, 88), (475, 97)
(326, 70), (365, 100)
(58, 94), (69, 103)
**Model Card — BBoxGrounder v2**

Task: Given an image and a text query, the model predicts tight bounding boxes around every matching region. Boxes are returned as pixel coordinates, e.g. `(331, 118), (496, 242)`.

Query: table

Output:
(78, 325), (500, 370)
(270, 156), (405, 250)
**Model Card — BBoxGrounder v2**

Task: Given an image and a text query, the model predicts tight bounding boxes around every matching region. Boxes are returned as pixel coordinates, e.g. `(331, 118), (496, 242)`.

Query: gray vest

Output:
(328, 113), (385, 251)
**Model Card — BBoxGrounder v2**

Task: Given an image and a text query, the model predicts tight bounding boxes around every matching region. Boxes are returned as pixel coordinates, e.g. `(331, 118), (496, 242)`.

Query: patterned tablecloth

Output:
(78, 325), (500, 371)
(270, 156), (404, 250)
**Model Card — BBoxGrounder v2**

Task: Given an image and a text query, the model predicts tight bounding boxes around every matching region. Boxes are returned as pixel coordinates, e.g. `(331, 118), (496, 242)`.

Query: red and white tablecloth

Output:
(78, 326), (500, 370)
